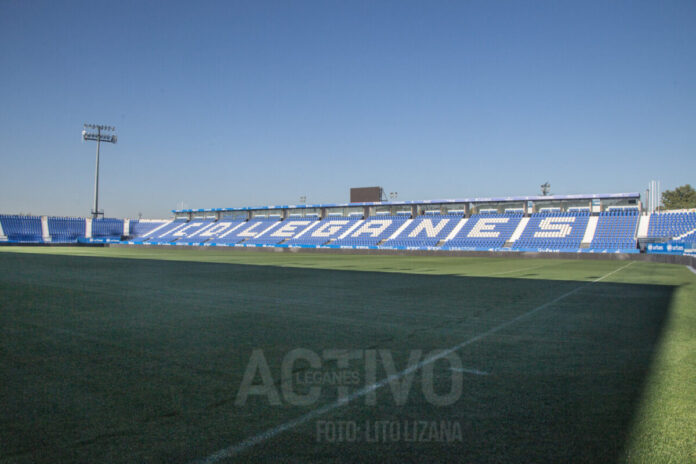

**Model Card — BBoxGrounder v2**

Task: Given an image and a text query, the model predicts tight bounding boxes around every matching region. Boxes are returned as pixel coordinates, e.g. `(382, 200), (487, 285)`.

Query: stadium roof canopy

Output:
(173, 192), (640, 213)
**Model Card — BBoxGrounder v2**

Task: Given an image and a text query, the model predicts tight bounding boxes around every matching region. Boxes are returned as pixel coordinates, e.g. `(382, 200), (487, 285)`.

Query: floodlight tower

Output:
(540, 182), (551, 196)
(82, 124), (117, 218)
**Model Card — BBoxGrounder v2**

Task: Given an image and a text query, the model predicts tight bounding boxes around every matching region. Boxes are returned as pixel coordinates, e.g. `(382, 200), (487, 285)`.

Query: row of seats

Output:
(590, 210), (639, 249)
(129, 213), (586, 249)
(5, 210), (692, 251)
(92, 218), (123, 239)
(446, 213), (523, 249)
(0, 215), (43, 242)
(47, 217), (85, 243)
(285, 218), (363, 246)
(330, 216), (411, 247)
(128, 220), (166, 237)
(681, 230), (696, 242)
(383, 216), (461, 248)
(243, 218), (320, 245)
(515, 211), (589, 250)
(647, 211), (696, 239)
(0, 217), (165, 243)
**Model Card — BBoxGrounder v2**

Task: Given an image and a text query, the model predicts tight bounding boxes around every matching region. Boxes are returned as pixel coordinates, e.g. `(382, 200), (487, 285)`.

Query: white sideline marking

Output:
(450, 367), (489, 376)
(486, 264), (548, 276)
(687, 265), (696, 276)
(190, 262), (633, 464)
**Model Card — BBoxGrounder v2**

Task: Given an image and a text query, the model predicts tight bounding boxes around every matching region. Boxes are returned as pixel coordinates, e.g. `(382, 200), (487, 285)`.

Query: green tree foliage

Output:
(661, 184), (696, 210)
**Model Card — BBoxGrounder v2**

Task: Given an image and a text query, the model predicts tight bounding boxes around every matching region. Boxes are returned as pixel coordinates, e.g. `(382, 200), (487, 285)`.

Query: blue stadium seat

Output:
(206, 217), (279, 245)
(0, 215), (43, 242)
(380, 214), (463, 248)
(142, 219), (190, 243)
(129, 220), (169, 239)
(170, 219), (218, 244)
(514, 211), (589, 250)
(590, 209), (639, 250)
(92, 218), (123, 239)
(647, 211), (696, 239)
(284, 217), (364, 246)
(5, 205), (677, 253)
(330, 215), (410, 247)
(241, 217), (320, 245)
(47, 217), (85, 243)
(443, 212), (524, 250)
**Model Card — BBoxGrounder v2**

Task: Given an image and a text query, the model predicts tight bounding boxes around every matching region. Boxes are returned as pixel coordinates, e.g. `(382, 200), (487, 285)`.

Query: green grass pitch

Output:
(1, 247), (694, 463)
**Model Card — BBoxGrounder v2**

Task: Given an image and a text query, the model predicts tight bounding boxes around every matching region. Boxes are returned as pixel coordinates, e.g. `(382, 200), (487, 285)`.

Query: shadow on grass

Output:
(0, 252), (676, 463)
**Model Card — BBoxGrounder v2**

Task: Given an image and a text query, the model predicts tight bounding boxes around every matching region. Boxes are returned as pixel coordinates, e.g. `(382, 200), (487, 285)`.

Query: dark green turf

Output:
(0, 248), (694, 463)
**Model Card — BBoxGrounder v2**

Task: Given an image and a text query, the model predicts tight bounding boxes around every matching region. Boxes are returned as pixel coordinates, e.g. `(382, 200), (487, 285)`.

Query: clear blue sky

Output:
(1, 0), (694, 218)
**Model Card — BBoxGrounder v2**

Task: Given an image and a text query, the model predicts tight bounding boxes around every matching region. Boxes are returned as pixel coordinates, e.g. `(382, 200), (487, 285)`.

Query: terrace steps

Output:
(41, 216), (51, 242)
(636, 215), (650, 239)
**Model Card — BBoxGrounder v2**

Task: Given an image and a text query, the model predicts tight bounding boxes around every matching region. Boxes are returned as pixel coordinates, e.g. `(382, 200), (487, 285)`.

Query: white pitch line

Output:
(189, 262), (634, 464)
(450, 367), (490, 376)
(486, 264), (548, 276)
(687, 265), (696, 276)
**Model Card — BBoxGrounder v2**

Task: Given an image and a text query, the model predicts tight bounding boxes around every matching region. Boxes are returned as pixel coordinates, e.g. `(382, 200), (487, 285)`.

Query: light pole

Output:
(540, 182), (551, 196)
(82, 124), (117, 219)
(389, 192), (398, 201)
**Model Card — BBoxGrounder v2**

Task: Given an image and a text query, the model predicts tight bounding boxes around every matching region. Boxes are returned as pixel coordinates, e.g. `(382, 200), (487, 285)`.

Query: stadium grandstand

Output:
(4, 2), (696, 462)
(2, 192), (694, 256)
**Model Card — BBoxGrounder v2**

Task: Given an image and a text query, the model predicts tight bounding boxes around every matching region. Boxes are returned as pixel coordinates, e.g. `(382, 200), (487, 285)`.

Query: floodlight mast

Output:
(82, 124), (117, 219)
(541, 182), (551, 196)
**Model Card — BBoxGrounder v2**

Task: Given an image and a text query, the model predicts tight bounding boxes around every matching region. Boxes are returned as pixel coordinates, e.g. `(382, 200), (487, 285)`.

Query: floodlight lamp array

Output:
(82, 132), (117, 143)
(83, 123), (115, 131)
